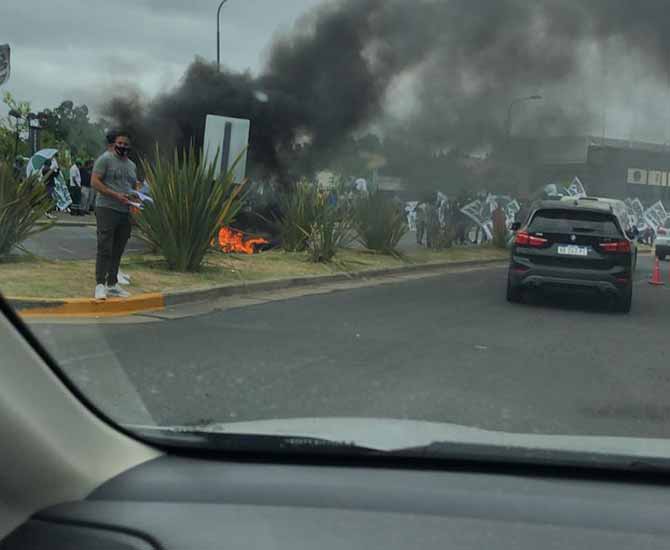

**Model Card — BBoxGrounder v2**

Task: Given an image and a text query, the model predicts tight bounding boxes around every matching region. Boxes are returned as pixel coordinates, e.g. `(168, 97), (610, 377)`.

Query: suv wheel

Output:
(506, 277), (523, 304)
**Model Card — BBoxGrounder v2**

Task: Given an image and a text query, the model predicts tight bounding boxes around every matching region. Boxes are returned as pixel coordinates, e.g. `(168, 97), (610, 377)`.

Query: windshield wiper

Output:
(131, 426), (384, 456)
(397, 440), (670, 472)
(131, 426), (670, 472)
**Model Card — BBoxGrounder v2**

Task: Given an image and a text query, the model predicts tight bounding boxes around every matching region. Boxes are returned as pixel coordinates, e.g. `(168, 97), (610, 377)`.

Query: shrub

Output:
(0, 164), (53, 259)
(352, 190), (408, 254)
(304, 197), (354, 263)
(136, 146), (245, 272)
(276, 182), (320, 252)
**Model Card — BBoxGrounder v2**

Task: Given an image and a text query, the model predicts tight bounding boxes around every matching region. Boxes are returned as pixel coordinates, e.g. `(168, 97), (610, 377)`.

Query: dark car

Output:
(507, 200), (637, 313)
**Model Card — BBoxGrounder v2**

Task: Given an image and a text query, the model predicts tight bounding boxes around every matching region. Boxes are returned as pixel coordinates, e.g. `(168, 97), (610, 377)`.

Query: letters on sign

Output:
(628, 168), (670, 187)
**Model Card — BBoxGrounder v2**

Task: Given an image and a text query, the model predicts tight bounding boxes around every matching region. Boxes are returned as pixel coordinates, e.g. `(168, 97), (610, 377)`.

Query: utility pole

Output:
(8, 109), (22, 162)
(217, 0), (230, 71)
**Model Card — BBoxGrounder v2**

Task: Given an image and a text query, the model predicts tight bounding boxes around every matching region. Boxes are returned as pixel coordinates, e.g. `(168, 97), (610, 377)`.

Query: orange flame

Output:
(217, 226), (268, 254)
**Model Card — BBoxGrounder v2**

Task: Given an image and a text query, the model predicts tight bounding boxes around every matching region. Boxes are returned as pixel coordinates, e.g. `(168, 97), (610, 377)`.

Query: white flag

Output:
(567, 177), (587, 198)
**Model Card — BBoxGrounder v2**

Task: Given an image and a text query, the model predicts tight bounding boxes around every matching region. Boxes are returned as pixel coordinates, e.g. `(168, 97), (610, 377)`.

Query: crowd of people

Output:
(411, 193), (483, 248)
(38, 154), (96, 218)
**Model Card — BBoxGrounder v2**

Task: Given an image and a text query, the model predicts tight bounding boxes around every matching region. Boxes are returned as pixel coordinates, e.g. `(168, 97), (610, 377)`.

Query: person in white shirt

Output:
(354, 178), (368, 195)
(69, 159), (82, 215)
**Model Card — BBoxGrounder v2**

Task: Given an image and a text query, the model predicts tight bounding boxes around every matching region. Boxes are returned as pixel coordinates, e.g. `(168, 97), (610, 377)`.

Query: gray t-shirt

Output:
(92, 151), (137, 213)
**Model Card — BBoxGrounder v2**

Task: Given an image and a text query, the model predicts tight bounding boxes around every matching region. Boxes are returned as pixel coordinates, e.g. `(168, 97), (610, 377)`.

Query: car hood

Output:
(129, 417), (670, 460)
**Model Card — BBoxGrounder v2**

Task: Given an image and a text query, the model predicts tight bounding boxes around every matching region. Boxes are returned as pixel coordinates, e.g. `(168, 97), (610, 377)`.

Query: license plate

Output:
(557, 245), (588, 256)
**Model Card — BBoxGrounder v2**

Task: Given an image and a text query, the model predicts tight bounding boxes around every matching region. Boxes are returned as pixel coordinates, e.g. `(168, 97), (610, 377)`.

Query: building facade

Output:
(531, 137), (670, 204)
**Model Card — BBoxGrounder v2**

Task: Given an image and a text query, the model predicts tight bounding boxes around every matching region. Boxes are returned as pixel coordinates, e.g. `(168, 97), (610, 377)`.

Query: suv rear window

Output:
(529, 209), (622, 237)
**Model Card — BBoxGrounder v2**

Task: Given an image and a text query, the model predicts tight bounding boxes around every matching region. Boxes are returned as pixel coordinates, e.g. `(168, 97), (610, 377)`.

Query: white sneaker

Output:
(94, 284), (107, 300)
(117, 270), (131, 286)
(106, 284), (130, 298)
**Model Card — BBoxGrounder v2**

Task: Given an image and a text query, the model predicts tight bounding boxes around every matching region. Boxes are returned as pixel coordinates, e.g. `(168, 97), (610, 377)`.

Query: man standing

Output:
(415, 201), (427, 246)
(79, 159), (93, 214)
(91, 131), (136, 300)
(40, 153), (59, 219)
(69, 158), (82, 215)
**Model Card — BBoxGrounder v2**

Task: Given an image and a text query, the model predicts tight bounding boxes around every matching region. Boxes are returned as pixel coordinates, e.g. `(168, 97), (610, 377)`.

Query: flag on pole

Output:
(26, 149), (73, 212)
(0, 44), (10, 86)
(26, 149), (60, 177)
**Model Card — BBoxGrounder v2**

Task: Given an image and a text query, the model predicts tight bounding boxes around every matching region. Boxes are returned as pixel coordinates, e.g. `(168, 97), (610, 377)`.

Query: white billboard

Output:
(203, 114), (250, 183)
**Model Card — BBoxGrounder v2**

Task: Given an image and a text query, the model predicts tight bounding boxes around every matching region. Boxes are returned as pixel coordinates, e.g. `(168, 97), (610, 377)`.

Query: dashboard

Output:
(3, 455), (670, 549)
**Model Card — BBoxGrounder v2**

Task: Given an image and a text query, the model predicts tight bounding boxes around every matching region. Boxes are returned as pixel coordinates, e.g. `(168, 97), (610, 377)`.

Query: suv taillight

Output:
(600, 240), (631, 253)
(515, 231), (548, 248)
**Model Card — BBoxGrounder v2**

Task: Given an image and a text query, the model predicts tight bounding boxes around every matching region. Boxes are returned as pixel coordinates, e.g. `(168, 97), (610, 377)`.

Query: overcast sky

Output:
(0, 0), (324, 116)
(3, 1), (670, 143)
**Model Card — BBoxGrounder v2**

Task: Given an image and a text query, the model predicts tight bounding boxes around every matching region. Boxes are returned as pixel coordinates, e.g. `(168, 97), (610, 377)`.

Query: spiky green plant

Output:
(0, 164), (53, 259)
(276, 181), (320, 252)
(352, 190), (408, 254)
(136, 146), (246, 272)
(303, 196), (354, 263)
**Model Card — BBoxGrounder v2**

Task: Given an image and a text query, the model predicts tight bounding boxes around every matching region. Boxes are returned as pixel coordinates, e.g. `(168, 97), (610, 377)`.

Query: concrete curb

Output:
(11, 257), (506, 318)
(36, 219), (97, 228)
(13, 294), (165, 318)
(163, 258), (506, 307)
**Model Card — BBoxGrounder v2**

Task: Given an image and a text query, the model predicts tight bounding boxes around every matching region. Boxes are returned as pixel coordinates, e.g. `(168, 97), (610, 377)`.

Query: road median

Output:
(6, 248), (507, 318)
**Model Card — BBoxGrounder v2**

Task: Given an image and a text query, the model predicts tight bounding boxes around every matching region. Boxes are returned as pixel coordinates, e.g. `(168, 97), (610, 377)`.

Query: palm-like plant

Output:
(276, 182), (320, 252)
(136, 146), (246, 272)
(303, 196), (355, 263)
(353, 190), (408, 254)
(0, 164), (53, 259)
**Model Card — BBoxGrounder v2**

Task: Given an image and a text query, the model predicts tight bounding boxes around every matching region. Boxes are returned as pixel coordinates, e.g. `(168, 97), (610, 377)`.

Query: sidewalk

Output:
(36, 211), (96, 227)
(22, 225), (149, 261)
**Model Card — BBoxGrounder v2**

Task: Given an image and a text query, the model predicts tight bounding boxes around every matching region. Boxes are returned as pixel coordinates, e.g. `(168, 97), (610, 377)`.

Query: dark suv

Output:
(507, 201), (637, 313)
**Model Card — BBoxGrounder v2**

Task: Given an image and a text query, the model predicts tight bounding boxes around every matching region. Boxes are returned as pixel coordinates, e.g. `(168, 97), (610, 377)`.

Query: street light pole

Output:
(217, 0), (229, 71)
(506, 95), (542, 138)
(8, 109), (22, 163)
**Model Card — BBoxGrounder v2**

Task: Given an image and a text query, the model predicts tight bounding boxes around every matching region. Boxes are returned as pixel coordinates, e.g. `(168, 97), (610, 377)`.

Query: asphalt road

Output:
(22, 225), (148, 260)
(26, 253), (670, 438)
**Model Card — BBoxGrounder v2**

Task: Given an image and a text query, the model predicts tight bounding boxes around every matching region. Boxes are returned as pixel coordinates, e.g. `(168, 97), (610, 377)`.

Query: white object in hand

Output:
(134, 191), (154, 204)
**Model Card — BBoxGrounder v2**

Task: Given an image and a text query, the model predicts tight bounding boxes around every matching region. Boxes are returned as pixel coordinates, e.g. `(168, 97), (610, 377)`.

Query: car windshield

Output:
(3, 0), (670, 465)
(529, 210), (622, 237)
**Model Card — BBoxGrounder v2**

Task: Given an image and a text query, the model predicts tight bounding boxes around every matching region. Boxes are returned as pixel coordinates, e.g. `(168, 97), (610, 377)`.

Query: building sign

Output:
(627, 168), (670, 187)
(203, 114), (249, 183)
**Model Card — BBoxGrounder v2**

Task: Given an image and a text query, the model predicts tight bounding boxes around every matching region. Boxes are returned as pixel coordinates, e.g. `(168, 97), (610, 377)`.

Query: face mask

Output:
(115, 145), (130, 157)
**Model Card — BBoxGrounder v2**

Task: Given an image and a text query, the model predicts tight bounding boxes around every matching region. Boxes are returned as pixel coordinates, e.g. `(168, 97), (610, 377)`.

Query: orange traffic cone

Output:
(650, 257), (664, 286)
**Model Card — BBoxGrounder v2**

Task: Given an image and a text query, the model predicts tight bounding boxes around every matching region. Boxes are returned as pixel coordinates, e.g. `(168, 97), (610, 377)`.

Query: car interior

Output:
(2, 295), (670, 550)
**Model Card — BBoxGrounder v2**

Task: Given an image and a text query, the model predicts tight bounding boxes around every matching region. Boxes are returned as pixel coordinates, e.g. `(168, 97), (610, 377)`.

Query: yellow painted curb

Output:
(17, 293), (165, 318)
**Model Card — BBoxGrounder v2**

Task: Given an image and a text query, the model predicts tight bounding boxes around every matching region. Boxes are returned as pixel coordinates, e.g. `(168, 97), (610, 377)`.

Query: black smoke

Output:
(104, 0), (670, 183)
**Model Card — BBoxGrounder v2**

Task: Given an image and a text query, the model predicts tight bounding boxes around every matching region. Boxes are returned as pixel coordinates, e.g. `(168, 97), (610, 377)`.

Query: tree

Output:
(0, 92), (31, 162)
(41, 100), (105, 159)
